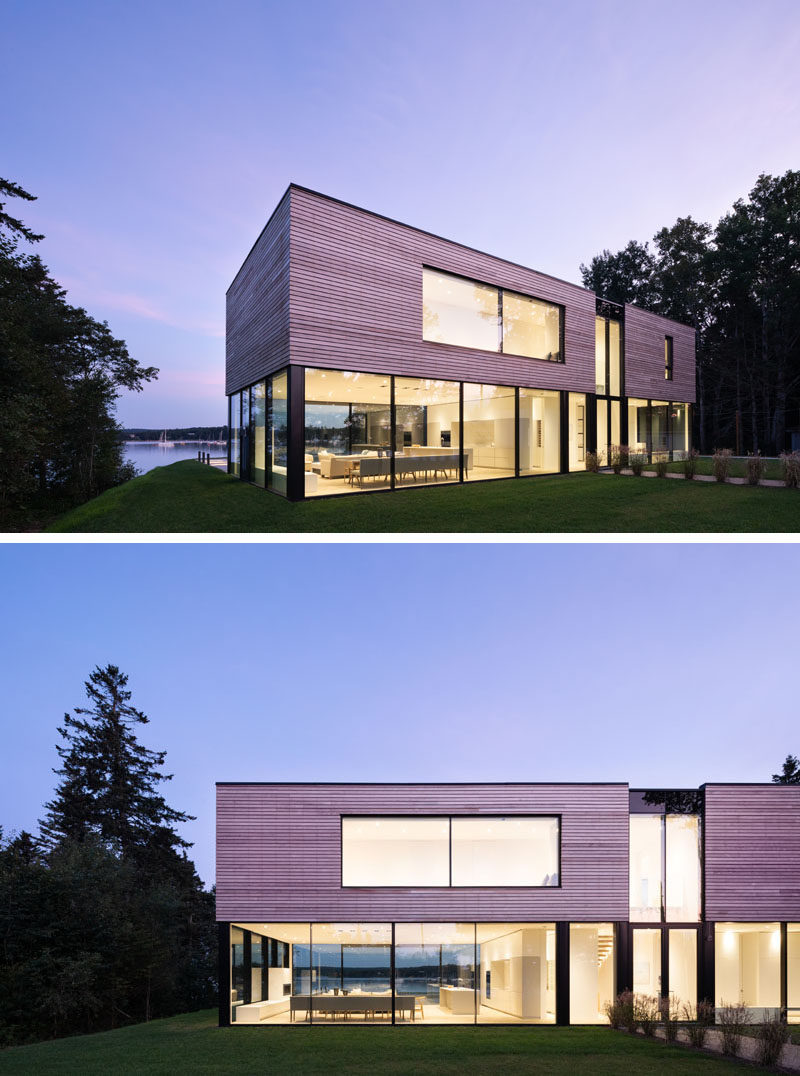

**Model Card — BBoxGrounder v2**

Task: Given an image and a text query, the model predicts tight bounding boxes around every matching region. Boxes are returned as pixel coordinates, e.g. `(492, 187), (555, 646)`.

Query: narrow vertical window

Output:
(664, 336), (673, 380)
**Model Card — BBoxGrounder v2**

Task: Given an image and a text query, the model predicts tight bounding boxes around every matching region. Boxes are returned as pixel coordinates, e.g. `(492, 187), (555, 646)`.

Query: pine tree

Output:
(772, 754), (800, 784)
(39, 664), (193, 872)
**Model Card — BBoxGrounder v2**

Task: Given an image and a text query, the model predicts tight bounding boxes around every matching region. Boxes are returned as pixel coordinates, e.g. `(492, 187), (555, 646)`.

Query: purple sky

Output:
(1, 543), (797, 888)
(4, 0), (800, 427)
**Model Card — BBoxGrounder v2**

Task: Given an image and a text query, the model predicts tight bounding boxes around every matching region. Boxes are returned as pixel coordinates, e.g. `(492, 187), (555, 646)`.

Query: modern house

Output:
(225, 186), (696, 500)
(216, 782), (800, 1027)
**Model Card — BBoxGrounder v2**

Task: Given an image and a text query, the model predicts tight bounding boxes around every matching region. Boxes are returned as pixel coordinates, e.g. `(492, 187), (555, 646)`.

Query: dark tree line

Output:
(581, 170), (800, 455)
(0, 666), (216, 1046)
(0, 179), (158, 529)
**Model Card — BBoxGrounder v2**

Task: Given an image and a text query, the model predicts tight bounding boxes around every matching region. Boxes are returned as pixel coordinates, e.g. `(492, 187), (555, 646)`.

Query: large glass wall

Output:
(231, 923), (305, 1024)
(596, 398), (608, 465)
(633, 928), (661, 997)
(395, 923), (476, 1024)
(630, 815), (663, 921)
(395, 377), (461, 488)
(628, 398), (649, 457)
(715, 924), (781, 1014)
(229, 392), (240, 476)
(670, 403), (690, 457)
(451, 817), (559, 887)
(789, 925), (800, 1023)
(569, 924), (615, 1023)
(477, 923), (556, 1023)
(240, 388), (251, 481)
(462, 383), (516, 482)
(310, 924), (392, 1023)
(232, 370), (693, 495)
(304, 367), (391, 495)
(609, 320), (621, 396)
(669, 929), (697, 1011)
(423, 268), (562, 362)
(423, 269), (499, 352)
(665, 815), (701, 922)
(651, 401), (669, 460)
(568, 393), (586, 471)
(595, 317), (607, 395)
(519, 389), (559, 475)
(341, 817), (450, 887)
(252, 382), (266, 487)
(342, 816), (559, 888)
(502, 291), (561, 361)
(267, 371), (288, 495)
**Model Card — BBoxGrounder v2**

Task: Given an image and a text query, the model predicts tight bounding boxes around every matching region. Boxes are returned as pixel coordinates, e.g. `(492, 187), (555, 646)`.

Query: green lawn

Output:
(0, 1010), (774, 1075)
(45, 460), (800, 533)
(659, 456), (785, 480)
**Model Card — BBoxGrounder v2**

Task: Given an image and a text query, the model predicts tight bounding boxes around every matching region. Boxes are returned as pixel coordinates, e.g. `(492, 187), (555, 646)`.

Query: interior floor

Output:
(245, 1001), (555, 1025)
(305, 465), (559, 496)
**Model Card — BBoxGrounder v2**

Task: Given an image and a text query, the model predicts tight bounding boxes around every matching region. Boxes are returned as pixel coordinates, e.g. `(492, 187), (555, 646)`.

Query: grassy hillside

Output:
(45, 460), (800, 533)
(0, 1009), (774, 1075)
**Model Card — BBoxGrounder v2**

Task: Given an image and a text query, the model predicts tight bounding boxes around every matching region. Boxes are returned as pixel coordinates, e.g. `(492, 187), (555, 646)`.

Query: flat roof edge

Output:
(215, 780), (631, 787)
(227, 183), (694, 331)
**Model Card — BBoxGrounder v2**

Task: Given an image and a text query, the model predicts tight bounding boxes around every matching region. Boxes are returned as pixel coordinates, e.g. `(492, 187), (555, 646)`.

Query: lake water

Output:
(123, 442), (227, 475)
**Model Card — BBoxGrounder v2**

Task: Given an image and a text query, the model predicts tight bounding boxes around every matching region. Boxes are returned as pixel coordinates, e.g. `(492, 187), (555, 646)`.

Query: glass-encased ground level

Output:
(221, 920), (800, 1027)
(226, 365), (692, 501)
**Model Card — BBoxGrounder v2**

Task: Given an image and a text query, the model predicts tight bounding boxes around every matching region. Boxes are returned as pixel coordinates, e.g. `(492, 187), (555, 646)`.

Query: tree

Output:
(0, 178), (158, 528)
(772, 754), (800, 784)
(40, 665), (192, 872)
(578, 170), (800, 455)
(579, 240), (658, 308)
(1, 667), (217, 1046)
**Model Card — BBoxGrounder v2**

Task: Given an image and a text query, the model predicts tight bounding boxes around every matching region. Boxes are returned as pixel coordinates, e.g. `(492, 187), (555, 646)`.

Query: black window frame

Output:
(340, 813), (562, 890)
(422, 265), (565, 365)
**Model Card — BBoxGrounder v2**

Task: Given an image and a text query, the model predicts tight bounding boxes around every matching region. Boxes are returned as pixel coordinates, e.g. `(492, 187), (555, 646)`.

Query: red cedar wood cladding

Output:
(624, 304), (696, 403)
(703, 785), (800, 921)
(225, 185), (696, 399)
(215, 783), (629, 923)
(225, 191), (291, 396)
(288, 188), (596, 392)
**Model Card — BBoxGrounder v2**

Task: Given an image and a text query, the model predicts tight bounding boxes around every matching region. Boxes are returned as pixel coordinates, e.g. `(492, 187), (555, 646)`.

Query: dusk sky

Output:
(4, 0), (800, 427)
(1, 542), (796, 888)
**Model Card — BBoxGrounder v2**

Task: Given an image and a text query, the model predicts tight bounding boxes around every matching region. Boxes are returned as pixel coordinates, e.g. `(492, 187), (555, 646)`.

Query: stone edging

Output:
(618, 1025), (800, 1071)
(599, 468), (797, 489)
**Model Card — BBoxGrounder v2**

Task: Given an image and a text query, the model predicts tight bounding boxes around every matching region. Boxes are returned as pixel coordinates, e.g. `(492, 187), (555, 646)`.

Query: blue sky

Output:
(3, 0), (800, 426)
(1, 542), (796, 887)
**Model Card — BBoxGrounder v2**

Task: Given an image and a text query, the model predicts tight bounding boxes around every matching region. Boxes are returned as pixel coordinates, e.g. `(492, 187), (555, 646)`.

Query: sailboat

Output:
(158, 429), (175, 448)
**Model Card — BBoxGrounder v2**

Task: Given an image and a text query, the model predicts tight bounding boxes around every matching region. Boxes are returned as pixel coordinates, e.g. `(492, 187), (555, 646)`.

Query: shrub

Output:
(780, 450), (800, 488)
(755, 1012), (789, 1067)
(712, 447), (733, 482)
(659, 996), (679, 1042)
(746, 453), (766, 485)
(682, 448), (700, 479)
(585, 450), (602, 473)
(654, 456), (669, 479)
(609, 444), (627, 475)
(629, 452), (648, 477)
(717, 1000), (750, 1056)
(605, 990), (636, 1031)
(681, 1001), (710, 1048)
(635, 994), (660, 1037)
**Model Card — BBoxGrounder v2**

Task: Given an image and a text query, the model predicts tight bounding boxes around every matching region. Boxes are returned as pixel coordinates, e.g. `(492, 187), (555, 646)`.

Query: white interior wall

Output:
(479, 928), (548, 1019)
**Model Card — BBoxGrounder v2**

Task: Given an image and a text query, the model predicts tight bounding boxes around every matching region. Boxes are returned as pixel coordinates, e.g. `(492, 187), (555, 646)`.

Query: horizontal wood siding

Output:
(226, 191), (291, 395)
(216, 783), (629, 922)
(288, 188), (597, 392)
(704, 785), (800, 920)
(624, 304), (696, 403)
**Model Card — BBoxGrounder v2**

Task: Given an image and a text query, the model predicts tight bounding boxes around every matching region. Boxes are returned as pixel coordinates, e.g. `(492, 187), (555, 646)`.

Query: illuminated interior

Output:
(569, 924), (615, 1023)
(715, 923), (781, 1015)
(229, 921), (556, 1025)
